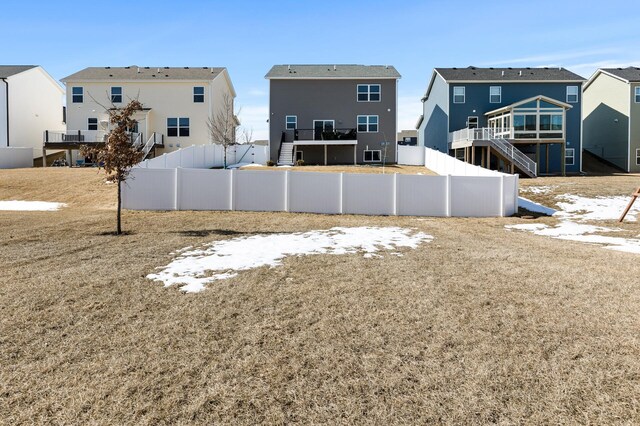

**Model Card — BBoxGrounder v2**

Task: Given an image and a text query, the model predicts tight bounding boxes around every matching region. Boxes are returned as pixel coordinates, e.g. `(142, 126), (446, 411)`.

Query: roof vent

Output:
(137, 67), (141, 73)
(333, 65), (336, 71)
(489, 67), (494, 70)
(184, 66), (189, 69)
(109, 74), (113, 77)
(164, 67), (169, 69)
(165, 74), (169, 77)
(501, 71), (504, 76)
(144, 66), (149, 69)
(519, 70), (522, 76)
(527, 67), (531, 69)
(210, 67), (214, 73)
(124, 66), (130, 69)
(157, 68), (160, 73)
(288, 65), (291, 70)
(452, 67), (457, 70)
(152, 75), (156, 77)
(105, 66), (111, 69)
(508, 67), (512, 70)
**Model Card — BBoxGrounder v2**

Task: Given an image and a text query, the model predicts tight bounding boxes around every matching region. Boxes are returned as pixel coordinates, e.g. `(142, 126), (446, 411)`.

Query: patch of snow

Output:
(555, 194), (638, 221)
(518, 197), (556, 216)
(520, 185), (556, 195)
(0, 200), (67, 211)
(239, 163), (265, 168)
(507, 194), (640, 254)
(277, 165), (293, 168)
(148, 227), (433, 293)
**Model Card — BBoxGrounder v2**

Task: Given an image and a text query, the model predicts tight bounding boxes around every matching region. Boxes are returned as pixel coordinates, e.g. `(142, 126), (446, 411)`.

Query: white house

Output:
(44, 66), (236, 164)
(0, 65), (64, 163)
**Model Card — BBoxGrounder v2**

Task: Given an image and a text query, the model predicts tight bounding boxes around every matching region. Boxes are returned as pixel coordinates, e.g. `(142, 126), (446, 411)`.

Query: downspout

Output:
(1, 78), (8, 146)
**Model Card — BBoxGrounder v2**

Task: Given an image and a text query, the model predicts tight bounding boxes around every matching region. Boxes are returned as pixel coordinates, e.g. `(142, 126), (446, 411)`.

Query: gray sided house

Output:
(417, 67), (585, 176)
(583, 67), (640, 172)
(266, 65), (400, 165)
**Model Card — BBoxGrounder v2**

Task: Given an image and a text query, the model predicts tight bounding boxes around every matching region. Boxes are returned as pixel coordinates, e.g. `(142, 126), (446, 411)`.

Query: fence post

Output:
(499, 174), (505, 217)
(514, 175), (519, 216)
(284, 170), (290, 212)
(393, 173), (398, 216)
(339, 172), (344, 214)
(229, 168), (235, 211)
(174, 167), (180, 211)
(446, 174), (452, 217)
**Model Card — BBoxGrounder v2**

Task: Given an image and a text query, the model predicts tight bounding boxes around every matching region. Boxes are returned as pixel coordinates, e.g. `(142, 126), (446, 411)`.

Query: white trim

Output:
(489, 86), (501, 103)
(565, 148), (575, 166)
(635, 86), (640, 103)
(566, 86), (579, 103)
(167, 117), (190, 138)
(636, 148), (640, 166)
(363, 149), (382, 162)
(295, 150), (304, 161)
(584, 69), (629, 90)
(453, 86), (465, 104)
(110, 86), (123, 103)
(71, 86), (83, 103)
(266, 77), (399, 80)
(357, 115), (379, 133)
(445, 79), (585, 84)
(285, 115), (297, 130)
(356, 84), (381, 102)
(466, 116), (479, 128)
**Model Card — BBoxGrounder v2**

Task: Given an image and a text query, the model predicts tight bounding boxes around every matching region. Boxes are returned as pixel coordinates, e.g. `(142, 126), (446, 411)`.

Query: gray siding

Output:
(419, 73), (449, 152)
(269, 78), (397, 164)
(630, 83), (640, 172)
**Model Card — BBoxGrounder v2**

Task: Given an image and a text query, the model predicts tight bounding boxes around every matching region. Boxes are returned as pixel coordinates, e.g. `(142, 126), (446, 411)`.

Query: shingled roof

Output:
(61, 66), (226, 81)
(0, 65), (37, 79)
(600, 67), (640, 82)
(265, 64), (401, 79)
(435, 66), (585, 82)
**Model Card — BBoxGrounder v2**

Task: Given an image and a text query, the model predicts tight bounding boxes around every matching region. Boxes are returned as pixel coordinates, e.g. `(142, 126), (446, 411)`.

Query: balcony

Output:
(284, 128), (357, 144)
(43, 130), (109, 145)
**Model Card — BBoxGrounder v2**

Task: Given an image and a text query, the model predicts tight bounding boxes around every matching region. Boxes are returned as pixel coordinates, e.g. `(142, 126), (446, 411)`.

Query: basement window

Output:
(565, 148), (575, 166)
(636, 148), (640, 165)
(363, 150), (381, 162)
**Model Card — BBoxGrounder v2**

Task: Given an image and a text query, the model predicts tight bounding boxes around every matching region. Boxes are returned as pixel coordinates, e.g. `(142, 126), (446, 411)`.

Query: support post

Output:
(284, 170), (290, 212)
(354, 145), (357, 165)
(446, 174), (452, 217)
(561, 142), (566, 176)
(229, 168), (235, 211)
(546, 144), (549, 174)
(471, 146), (475, 165)
(42, 146), (47, 167)
(486, 146), (491, 170)
(324, 144), (327, 166)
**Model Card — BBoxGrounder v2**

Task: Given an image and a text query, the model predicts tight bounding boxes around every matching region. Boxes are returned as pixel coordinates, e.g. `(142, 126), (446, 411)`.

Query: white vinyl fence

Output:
(397, 146), (426, 166)
(423, 146), (503, 177)
(137, 143), (268, 169)
(123, 168), (518, 217)
(0, 147), (33, 169)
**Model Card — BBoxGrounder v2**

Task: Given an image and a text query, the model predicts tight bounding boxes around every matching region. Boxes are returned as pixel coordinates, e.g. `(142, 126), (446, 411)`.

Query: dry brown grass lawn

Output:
(240, 164), (438, 175)
(2, 168), (640, 424)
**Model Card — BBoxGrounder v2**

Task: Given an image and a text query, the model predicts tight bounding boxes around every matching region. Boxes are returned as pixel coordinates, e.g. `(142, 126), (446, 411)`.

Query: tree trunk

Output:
(117, 175), (122, 235)
(224, 145), (227, 169)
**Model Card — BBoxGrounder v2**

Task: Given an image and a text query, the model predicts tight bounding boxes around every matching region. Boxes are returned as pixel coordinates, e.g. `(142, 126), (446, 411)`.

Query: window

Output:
(635, 87), (640, 103)
(285, 115), (297, 130)
(357, 115), (378, 132)
(566, 86), (579, 103)
(357, 84), (381, 102)
(193, 86), (205, 103)
(565, 148), (575, 166)
(110, 87), (123, 103)
(363, 150), (381, 162)
(87, 117), (98, 131)
(489, 86), (501, 103)
(453, 86), (465, 103)
(636, 148), (640, 166)
(72, 87), (83, 103)
(167, 117), (189, 137)
(466, 116), (478, 129)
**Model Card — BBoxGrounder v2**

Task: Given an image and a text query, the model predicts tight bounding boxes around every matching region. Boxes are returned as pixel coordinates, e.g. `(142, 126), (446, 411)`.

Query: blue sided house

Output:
(416, 67), (585, 177)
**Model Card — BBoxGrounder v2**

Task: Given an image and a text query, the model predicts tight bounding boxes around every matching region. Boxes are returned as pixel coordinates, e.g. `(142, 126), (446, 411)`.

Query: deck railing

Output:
(44, 130), (109, 143)
(284, 128), (357, 142)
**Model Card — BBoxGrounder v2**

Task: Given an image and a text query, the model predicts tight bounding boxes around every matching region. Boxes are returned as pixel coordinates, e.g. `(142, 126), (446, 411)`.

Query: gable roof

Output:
(484, 94), (573, 116)
(265, 64), (401, 79)
(600, 67), (640, 82)
(0, 65), (37, 79)
(435, 66), (585, 82)
(61, 66), (227, 82)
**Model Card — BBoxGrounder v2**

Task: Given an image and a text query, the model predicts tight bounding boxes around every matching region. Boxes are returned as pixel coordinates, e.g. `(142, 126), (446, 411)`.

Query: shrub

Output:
(266, 160), (275, 167)
(296, 159), (305, 166)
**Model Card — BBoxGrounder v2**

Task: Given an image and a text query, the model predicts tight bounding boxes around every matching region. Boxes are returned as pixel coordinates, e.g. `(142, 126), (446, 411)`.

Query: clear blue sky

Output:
(1, 0), (638, 139)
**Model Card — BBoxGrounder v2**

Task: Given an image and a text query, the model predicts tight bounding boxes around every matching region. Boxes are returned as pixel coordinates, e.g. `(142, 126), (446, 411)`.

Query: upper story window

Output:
(635, 87), (640, 103)
(566, 86), (579, 103)
(111, 87), (123, 103)
(167, 117), (190, 137)
(72, 87), (83, 103)
(87, 117), (98, 131)
(285, 115), (297, 130)
(453, 86), (465, 103)
(357, 84), (381, 102)
(490, 86), (501, 103)
(357, 115), (378, 132)
(193, 86), (205, 103)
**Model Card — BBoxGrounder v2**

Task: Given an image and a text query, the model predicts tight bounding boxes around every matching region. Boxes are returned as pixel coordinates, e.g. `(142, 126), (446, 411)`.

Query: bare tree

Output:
(240, 127), (253, 145)
(81, 99), (144, 235)
(206, 93), (240, 168)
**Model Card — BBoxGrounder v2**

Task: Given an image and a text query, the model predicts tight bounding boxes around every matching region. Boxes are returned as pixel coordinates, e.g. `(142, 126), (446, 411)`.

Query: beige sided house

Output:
(44, 66), (235, 164)
(0, 66), (64, 160)
(583, 67), (640, 172)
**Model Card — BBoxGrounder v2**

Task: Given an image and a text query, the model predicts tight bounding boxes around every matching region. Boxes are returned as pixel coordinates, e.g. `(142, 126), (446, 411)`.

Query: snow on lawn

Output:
(148, 226), (432, 293)
(508, 194), (640, 254)
(520, 185), (557, 195)
(0, 200), (66, 211)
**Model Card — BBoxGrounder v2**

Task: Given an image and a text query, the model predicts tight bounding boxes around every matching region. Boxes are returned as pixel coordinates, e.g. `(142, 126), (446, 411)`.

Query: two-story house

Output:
(417, 67), (585, 176)
(266, 64), (400, 165)
(43, 66), (235, 164)
(1, 65), (64, 161)
(583, 67), (640, 173)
